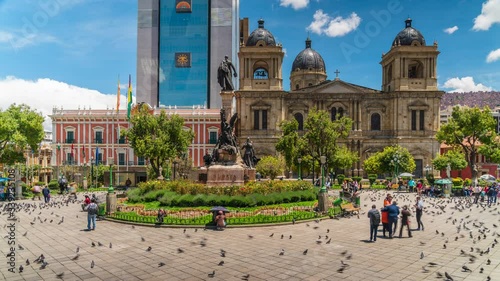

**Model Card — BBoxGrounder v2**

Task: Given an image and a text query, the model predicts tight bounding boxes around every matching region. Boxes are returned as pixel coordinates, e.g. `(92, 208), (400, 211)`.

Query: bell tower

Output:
(238, 19), (285, 91)
(381, 18), (439, 92)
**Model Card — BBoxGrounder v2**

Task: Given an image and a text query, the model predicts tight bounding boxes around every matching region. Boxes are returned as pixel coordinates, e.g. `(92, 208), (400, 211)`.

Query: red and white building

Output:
(50, 106), (221, 186)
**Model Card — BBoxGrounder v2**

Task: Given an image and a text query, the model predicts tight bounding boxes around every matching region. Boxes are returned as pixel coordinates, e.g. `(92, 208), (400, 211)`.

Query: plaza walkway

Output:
(1, 191), (499, 281)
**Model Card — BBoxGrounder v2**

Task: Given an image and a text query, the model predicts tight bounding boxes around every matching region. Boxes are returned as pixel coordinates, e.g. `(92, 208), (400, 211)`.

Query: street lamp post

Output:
(424, 164), (431, 177)
(297, 157), (302, 180)
(173, 160), (178, 181)
(320, 155), (327, 193)
(391, 152), (401, 183)
(108, 158), (114, 193)
(90, 156), (94, 188)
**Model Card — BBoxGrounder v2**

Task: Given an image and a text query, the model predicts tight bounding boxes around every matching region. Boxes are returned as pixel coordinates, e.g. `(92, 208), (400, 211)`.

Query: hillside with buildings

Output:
(440, 91), (500, 110)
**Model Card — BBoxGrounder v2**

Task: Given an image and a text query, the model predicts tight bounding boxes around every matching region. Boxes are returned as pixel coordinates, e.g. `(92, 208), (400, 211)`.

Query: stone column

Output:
(317, 192), (329, 213)
(220, 90), (234, 117)
(106, 192), (117, 215)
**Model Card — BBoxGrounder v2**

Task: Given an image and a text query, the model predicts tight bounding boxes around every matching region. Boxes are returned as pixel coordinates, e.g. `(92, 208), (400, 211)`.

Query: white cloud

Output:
(442, 76), (493, 92)
(486, 48), (500, 63)
(473, 0), (500, 31)
(279, 0), (309, 10)
(307, 10), (361, 37)
(443, 26), (458, 34)
(0, 30), (59, 50)
(0, 76), (131, 131)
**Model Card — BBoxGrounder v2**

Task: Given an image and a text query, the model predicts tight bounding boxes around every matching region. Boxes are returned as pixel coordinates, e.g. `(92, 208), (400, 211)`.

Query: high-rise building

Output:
(137, 0), (239, 109)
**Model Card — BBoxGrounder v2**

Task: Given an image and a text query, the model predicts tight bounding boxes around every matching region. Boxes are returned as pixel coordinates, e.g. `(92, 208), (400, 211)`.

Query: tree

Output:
(362, 145), (416, 177)
(276, 119), (300, 176)
(300, 108), (357, 175)
(436, 106), (500, 182)
(255, 155), (285, 180)
(123, 104), (194, 179)
(432, 149), (467, 172)
(0, 104), (44, 165)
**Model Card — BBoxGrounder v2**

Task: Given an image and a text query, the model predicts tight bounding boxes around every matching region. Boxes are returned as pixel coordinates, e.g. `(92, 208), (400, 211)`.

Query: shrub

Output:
(368, 174), (377, 186)
(177, 194), (195, 207)
(464, 178), (472, 186)
(256, 155), (285, 180)
(352, 176), (362, 183)
(337, 174), (345, 184)
(48, 180), (59, 190)
(452, 177), (463, 187)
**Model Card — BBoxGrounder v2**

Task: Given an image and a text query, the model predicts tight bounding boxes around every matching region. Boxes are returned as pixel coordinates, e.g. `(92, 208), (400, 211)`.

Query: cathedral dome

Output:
(246, 19), (276, 47)
(392, 18), (425, 46)
(291, 37), (325, 72)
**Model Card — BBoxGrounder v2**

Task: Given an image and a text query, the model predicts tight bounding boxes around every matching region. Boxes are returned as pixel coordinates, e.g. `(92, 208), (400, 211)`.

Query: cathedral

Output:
(230, 18), (443, 178)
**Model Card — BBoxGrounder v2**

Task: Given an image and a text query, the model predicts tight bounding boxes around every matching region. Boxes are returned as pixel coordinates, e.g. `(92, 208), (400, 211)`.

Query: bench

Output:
(340, 203), (360, 215)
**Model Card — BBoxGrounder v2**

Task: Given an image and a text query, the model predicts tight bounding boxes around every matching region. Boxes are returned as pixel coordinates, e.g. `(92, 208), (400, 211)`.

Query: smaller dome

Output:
(246, 19), (276, 47)
(291, 37), (326, 72)
(392, 18), (425, 46)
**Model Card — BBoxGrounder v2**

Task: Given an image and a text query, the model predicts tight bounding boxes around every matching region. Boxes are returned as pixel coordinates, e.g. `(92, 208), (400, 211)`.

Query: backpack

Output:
(87, 203), (98, 215)
(371, 210), (381, 225)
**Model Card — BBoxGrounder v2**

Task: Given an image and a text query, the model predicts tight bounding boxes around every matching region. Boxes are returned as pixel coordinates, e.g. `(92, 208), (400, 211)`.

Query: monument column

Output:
(220, 91), (235, 117)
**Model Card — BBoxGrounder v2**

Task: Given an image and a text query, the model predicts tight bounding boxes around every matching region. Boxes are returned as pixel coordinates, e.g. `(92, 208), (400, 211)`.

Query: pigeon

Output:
(326, 238), (331, 244)
(19, 265), (23, 273)
(486, 259), (491, 265)
(56, 272), (64, 279)
(421, 266), (429, 273)
(91, 242), (96, 247)
(177, 248), (184, 253)
(281, 234), (284, 239)
(247, 235), (254, 239)
(208, 270), (215, 278)
(462, 265), (471, 272)
(158, 262), (165, 267)
(23, 231), (27, 237)
(131, 225), (135, 229)
(91, 260), (95, 269)
(71, 254), (80, 261)
(218, 261), (224, 266)
(436, 272), (443, 278)
(443, 244), (447, 249)
(428, 262), (438, 267)
(420, 252), (424, 259)
(269, 233), (274, 237)
(303, 249), (308, 255)
(40, 261), (48, 270)
(337, 267), (345, 273)
(340, 250), (348, 256)
(241, 274), (250, 281)
(18, 244), (24, 250)
(146, 246), (152, 252)
(279, 249), (285, 256)
(346, 254), (352, 260)
(141, 237), (145, 242)
(289, 235), (292, 239)
(76, 246), (79, 253)
(327, 229), (330, 233)
(444, 272), (453, 281)
(480, 267), (484, 273)
(26, 259), (30, 266)
(109, 243), (112, 248)
(97, 242), (103, 247)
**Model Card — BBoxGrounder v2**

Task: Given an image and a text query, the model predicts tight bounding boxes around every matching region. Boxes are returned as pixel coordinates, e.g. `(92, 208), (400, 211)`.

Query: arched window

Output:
(253, 68), (269, 79)
(331, 107), (337, 121)
(408, 60), (423, 78)
(338, 107), (344, 118)
(295, 84), (300, 90)
(294, 113), (304, 131)
(371, 113), (381, 131)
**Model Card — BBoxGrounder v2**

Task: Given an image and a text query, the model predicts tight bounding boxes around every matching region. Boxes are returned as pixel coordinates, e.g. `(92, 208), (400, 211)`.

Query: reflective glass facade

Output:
(158, 1), (209, 106)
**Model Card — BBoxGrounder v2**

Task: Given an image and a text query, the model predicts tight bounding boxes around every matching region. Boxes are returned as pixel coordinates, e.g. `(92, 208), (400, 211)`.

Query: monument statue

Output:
(242, 137), (256, 168)
(217, 55), (237, 91)
(212, 108), (238, 162)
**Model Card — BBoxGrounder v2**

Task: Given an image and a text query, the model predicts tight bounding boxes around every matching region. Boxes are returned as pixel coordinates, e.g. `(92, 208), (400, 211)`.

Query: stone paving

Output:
(1, 190), (499, 281)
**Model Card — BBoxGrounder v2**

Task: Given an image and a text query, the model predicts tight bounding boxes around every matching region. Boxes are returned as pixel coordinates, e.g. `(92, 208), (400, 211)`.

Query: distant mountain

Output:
(440, 91), (500, 110)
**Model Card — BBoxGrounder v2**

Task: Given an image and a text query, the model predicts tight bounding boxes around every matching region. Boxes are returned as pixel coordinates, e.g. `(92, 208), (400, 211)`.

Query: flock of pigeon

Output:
(1, 189), (499, 280)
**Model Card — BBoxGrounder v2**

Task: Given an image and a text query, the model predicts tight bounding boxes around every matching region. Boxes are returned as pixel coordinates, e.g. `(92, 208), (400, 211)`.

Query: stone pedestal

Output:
(317, 192), (329, 213)
(106, 192), (117, 215)
(207, 164), (245, 186)
(245, 169), (256, 182)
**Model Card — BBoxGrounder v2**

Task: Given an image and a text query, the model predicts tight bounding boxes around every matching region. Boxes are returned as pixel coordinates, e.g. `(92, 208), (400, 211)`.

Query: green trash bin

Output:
(333, 198), (342, 207)
(355, 195), (360, 206)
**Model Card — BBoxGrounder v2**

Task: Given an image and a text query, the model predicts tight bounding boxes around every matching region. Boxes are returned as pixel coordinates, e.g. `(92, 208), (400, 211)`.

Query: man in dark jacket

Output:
(42, 185), (50, 203)
(399, 205), (412, 238)
(367, 205), (381, 242)
(383, 201), (400, 238)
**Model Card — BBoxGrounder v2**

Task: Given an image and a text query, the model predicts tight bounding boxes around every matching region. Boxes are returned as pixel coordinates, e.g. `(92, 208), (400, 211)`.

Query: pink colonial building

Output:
(50, 106), (220, 186)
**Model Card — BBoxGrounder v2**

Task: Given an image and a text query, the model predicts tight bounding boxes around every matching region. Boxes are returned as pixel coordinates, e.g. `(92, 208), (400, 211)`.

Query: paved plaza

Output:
(1, 191), (499, 281)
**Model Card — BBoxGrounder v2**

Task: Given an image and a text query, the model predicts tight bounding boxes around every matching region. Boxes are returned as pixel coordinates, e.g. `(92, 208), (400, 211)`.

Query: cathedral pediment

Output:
(298, 79), (381, 95)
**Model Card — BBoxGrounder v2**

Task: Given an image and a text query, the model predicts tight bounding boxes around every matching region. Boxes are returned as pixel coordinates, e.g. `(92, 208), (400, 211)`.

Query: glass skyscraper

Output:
(137, 0), (239, 108)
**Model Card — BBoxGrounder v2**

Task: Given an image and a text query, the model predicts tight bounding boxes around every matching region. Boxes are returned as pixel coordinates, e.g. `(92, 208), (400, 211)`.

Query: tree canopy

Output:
(436, 106), (500, 181)
(432, 149), (467, 172)
(255, 155), (285, 180)
(0, 104), (45, 165)
(363, 145), (415, 177)
(276, 108), (357, 178)
(123, 104), (194, 179)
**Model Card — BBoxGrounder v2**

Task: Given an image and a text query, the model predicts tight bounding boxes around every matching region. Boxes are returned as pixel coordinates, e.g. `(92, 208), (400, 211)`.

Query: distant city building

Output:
(137, 0), (240, 109)
(50, 106), (220, 186)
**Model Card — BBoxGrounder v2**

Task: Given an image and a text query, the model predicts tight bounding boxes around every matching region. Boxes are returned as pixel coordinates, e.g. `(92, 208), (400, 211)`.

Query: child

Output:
(215, 211), (226, 230)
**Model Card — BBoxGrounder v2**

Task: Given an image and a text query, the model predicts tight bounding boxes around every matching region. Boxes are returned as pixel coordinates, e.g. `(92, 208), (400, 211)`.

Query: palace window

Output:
(294, 113), (304, 131)
(253, 110), (268, 130)
(411, 110), (425, 131)
(371, 113), (381, 131)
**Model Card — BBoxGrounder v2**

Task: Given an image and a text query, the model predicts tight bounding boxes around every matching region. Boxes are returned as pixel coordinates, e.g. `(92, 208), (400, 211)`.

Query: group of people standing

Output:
(367, 194), (424, 241)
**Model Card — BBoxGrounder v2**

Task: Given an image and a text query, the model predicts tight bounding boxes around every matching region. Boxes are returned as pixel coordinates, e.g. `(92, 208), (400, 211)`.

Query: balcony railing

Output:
(117, 138), (127, 144)
(209, 138), (217, 144)
(65, 139), (75, 144)
(94, 138), (103, 144)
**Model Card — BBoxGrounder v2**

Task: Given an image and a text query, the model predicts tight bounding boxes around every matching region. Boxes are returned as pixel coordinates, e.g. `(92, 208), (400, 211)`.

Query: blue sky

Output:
(0, 0), (499, 129)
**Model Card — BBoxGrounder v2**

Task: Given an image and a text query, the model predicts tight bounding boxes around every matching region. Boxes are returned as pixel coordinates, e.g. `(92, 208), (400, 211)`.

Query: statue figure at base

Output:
(242, 137), (256, 168)
(217, 55), (237, 91)
(212, 108), (238, 162)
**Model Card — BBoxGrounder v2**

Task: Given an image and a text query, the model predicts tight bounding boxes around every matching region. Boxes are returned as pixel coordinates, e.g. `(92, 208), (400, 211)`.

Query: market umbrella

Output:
(210, 206), (230, 213)
(479, 174), (496, 183)
(399, 173), (414, 177)
(435, 179), (452, 185)
(0, 178), (9, 183)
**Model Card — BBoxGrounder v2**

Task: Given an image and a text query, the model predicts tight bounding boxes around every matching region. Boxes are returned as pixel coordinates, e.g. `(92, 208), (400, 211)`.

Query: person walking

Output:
(383, 201), (400, 238)
(381, 208), (389, 237)
(86, 199), (98, 231)
(399, 205), (412, 238)
(42, 185), (50, 203)
(367, 205), (381, 242)
(415, 196), (424, 231)
(473, 185), (482, 204)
